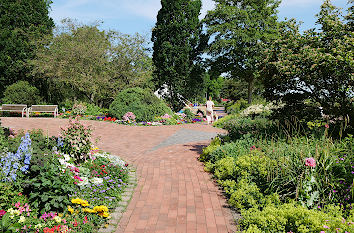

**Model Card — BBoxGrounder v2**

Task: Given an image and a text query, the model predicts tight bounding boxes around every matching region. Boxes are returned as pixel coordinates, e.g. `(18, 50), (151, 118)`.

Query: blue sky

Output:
(50, 0), (348, 35)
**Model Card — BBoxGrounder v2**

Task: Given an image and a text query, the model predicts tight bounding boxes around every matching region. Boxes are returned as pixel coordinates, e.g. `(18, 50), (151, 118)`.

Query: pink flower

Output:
(305, 157), (316, 168)
(0, 210), (6, 217)
(323, 225), (330, 229)
(325, 124), (329, 128)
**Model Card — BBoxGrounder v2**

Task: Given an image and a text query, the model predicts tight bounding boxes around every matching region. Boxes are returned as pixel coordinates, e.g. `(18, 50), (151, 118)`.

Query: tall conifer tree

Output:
(152, 0), (203, 111)
(0, 0), (54, 95)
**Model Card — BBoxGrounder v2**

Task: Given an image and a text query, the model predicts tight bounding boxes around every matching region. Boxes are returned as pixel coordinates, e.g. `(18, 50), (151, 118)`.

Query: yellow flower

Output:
(71, 198), (81, 204)
(81, 200), (89, 207)
(98, 212), (110, 218)
(93, 205), (108, 213)
(82, 208), (97, 214)
(67, 206), (74, 214)
(58, 213), (63, 217)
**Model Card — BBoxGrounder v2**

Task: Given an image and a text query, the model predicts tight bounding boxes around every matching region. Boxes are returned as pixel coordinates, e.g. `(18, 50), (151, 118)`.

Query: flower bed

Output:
(202, 113), (354, 232)
(58, 111), (206, 126)
(0, 119), (130, 232)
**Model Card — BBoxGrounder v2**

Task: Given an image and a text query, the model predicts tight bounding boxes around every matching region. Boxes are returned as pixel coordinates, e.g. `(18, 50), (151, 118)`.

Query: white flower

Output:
(91, 177), (103, 185)
(54, 216), (62, 223)
(18, 216), (26, 223)
(78, 176), (89, 186)
(63, 153), (71, 161)
(34, 224), (43, 229)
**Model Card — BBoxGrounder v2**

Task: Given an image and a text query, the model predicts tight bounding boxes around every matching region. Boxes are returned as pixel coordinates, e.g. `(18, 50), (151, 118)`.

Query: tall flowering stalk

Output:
(60, 117), (93, 164)
(0, 133), (32, 181)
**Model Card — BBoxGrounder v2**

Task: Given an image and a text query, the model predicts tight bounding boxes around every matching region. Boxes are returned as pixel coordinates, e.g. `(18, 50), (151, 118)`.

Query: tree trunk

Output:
(247, 77), (254, 105)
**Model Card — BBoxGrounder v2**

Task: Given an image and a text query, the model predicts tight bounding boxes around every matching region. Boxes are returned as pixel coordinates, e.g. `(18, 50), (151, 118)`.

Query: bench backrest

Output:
(1, 104), (27, 111)
(30, 105), (58, 112)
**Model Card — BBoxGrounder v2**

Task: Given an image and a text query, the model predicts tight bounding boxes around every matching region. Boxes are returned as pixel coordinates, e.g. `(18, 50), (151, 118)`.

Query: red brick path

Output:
(1, 118), (237, 233)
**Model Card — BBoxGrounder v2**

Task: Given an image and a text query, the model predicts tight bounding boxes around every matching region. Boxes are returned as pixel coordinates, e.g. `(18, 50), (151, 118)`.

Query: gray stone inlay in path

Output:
(151, 128), (221, 151)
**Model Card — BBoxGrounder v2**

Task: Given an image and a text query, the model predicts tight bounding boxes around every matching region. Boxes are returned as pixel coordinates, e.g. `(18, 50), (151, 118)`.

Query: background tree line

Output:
(0, 0), (353, 129)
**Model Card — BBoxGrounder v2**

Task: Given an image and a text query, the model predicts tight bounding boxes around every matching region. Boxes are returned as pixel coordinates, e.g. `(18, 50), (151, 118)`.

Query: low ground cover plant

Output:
(0, 120), (129, 232)
(203, 103), (354, 232)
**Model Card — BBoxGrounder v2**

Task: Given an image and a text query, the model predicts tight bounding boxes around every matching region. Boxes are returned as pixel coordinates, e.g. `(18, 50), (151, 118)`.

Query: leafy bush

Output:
(213, 114), (239, 128)
(226, 99), (249, 114)
(223, 117), (278, 140)
(60, 118), (93, 163)
(240, 203), (354, 233)
(24, 160), (76, 214)
(109, 88), (172, 122)
(1, 81), (43, 106)
(85, 103), (108, 116)
(72, 102), (87, 115)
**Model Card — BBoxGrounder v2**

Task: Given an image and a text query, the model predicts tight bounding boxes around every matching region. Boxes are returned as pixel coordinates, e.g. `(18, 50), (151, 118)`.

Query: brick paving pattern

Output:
(1, 118), (237, 233)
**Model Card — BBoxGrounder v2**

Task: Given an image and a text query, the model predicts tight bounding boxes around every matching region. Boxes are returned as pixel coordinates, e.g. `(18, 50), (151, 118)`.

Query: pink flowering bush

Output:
(60, 117), (93, 163)
(122, 112), (136, 122)
(161, 113), (171, 119)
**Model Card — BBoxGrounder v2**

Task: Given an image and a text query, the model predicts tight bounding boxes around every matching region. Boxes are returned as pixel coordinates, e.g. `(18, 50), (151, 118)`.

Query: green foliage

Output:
(31, 20), (152, 107)
(0, 120), (8, 151)
(0, 183), (25, 211)
(0, 0), (54, 95)
(1, 81), (43, 105)
(183, 108), (195, 121)
(109, 87), (172, 122)
(240, 203), (354, 232)
(225, 99), (249, 114)
(24, 161), (76, 214)
(223, 117), (278, 140)
(262, 1), (354, 134)
(152, 0), (204, 111)
(203, 0), (280, 104)
(60, 118), (93, 164)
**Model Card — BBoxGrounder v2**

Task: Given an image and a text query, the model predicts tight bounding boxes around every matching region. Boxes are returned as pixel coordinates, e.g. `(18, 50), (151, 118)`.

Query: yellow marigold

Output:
(82, 208), (97, 214)
(80, 200), (89, 207)
(67, 206), (74, 214)
(93, 205), (109, 213)
(71, 198), (81, 204)
(98, 212), (110, 218)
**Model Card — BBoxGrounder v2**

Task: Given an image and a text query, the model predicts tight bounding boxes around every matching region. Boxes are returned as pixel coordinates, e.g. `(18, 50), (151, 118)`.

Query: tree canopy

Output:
(0, 0), (54, 95)
(30, 20), (152, 107)
(262, 0), (353, 126)
(152, 0), (203, 111)
(203, 0), (280, 104)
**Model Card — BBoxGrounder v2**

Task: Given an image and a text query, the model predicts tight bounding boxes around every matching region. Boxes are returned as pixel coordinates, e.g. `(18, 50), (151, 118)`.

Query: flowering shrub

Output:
(122, 112), (136, 122)
(60, 118), (93, 163)
(72, 102), (87, 116)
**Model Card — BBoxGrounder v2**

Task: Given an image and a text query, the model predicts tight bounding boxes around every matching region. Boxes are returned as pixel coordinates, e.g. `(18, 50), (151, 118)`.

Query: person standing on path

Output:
(206, 96), (215, 125)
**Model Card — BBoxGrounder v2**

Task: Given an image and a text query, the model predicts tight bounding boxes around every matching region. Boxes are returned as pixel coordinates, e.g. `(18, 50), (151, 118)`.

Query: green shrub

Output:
(226, 99), (249, 114)
(199, 137), (222, 162)
(85, 103), (108, 116)
(223, 117), (278, 140)
(213, 114), (239, 128)
(109, 88), (172, 122)
(204, 137), (255, 163)
(240, 203), (354, 233)
(24, 160), (76, 214)
(60, 118), (93, 164)
(1, 81), (43, 106)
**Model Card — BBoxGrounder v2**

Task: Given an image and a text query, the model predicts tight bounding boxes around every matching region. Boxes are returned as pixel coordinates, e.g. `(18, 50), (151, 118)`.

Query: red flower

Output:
(18, 192), (22, 196)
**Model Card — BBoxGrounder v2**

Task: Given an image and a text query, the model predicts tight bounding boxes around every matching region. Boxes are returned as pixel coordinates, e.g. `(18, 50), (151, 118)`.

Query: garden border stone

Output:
(98, 155), (137, 233)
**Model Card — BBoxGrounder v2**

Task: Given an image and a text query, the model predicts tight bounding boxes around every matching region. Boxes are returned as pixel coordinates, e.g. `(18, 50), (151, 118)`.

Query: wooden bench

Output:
(0, 104), (28, 117)
(27, 105), (58, 118)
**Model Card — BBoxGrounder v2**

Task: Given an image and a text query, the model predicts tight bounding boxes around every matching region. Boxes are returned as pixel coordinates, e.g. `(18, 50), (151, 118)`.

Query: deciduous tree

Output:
(0, 0), (54, 95)
(203, 0), (280, 104)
